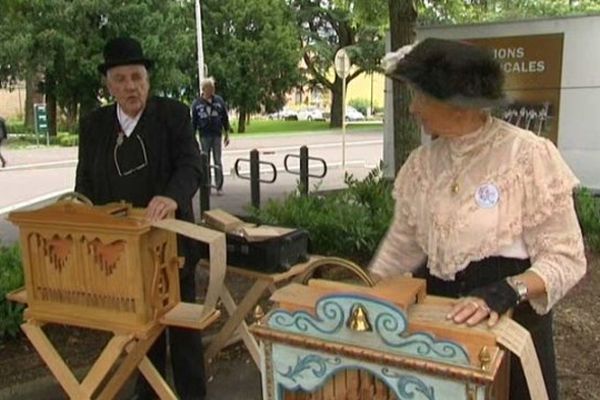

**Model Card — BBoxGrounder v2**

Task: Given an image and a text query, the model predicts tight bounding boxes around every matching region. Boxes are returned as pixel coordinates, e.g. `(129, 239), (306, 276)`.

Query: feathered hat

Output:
(382, 38), (507, 108)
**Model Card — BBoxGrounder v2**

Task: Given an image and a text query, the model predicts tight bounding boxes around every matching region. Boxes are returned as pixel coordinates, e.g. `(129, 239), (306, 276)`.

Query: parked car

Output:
(297, 107), (326, 121)
(345, 106), (366, 122)
(267, 108), (298, 120)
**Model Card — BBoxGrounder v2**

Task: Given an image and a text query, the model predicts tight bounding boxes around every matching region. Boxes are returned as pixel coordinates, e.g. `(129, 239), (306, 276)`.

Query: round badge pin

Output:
(475, 183), (500, 209)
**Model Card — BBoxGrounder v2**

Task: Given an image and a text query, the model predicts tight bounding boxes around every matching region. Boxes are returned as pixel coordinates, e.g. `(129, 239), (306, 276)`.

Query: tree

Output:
(0, 0), (197, 135)
(292, 0), (387, 128)
(389, 0), (420, 171)
(200, 0), (302, 133)
(419, 0), (600, 25)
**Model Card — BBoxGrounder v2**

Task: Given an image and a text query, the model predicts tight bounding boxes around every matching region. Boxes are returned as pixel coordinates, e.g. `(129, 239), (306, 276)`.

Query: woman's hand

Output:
(447, 297), (500, 327)
(447, 279), (521, 327)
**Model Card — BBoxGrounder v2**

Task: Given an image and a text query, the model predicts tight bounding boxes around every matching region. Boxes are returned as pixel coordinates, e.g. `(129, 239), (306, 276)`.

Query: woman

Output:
(370, 38), (586, 400)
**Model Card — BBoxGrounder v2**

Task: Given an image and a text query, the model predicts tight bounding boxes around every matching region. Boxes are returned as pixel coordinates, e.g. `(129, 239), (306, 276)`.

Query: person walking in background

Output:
(75, 36), (206, 400)
(191, 77), (231, 195)
(0, 115), (8, 168)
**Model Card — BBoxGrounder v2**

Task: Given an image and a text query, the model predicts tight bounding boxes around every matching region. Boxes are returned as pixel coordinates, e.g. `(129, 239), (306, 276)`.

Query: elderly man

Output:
(191, 77), (231, 195)
(75, 37), (206, 400)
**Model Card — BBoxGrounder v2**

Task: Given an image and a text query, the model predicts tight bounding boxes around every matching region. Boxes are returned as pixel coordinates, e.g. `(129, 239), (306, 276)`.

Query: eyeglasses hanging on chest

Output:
(113, 131), (148, 177)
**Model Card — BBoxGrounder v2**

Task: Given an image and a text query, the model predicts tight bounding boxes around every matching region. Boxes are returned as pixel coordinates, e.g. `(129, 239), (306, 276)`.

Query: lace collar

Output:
(445, 116), (497, 160)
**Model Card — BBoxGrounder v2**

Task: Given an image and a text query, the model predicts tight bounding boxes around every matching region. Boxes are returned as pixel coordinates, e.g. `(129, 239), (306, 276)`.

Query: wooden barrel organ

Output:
(252, 272), (512, 400)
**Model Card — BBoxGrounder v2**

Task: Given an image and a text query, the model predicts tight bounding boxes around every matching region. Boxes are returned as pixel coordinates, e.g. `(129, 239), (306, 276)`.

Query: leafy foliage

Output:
(291, 0), (387, 127)
(575, 187), (600, 252)
(418, 0), (600, 25)
(200, 0), (302, 132)
(348, 97), (372, 116)
(251, 164), (394, 264)
(0, 0), (198, 131)
(0, 244), (24, 341)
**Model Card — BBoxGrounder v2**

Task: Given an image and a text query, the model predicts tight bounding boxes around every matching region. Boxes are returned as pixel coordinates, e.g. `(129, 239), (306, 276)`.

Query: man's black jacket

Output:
(75, 96), (202, 265)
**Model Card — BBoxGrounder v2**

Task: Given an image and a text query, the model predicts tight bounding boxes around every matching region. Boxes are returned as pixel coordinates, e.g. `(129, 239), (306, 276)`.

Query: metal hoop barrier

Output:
(234, 149), (278, 209)
(283, 154), (328, 179)
(299, 257), (375, 287)
(56, 191), (93, 206)
(233, 159), (277, 184)
(284, 146), (327, 195)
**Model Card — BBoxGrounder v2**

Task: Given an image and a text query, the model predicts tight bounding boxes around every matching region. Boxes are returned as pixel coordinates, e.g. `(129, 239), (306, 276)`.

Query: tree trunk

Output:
(238, 108), (247, 133)
(45, 73), (58, 137)
(329, 77), (344, 128)
(63, 101), (78, 133)
(389, 0), (420, 173)
(25, 70), (43, 130)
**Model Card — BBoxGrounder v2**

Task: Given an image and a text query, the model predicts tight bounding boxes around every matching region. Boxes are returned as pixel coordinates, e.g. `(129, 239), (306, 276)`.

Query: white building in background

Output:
(0, 82), (26, 119)
(384, 15), (600, 191)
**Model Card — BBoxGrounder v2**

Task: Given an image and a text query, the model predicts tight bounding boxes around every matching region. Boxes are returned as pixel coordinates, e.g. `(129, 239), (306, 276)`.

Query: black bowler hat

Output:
(383, 38), (507, 109)
(97, 37), (154, 75)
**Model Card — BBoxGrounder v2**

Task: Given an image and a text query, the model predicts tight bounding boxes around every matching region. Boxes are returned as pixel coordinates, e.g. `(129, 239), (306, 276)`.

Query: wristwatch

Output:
(506, 276), (528, 304)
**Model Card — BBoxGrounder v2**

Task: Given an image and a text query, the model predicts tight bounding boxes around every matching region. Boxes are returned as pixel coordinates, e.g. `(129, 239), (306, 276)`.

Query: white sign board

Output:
(334, 48), (351, 79)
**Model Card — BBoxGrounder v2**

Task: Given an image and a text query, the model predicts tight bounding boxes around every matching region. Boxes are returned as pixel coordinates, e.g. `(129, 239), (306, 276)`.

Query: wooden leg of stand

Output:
(218, 286), (261, 366)
(128, 344), (178, 400)
(96, 325), (164, 400)
(206, 279), (270, 362)
(21, 321), (87, 399)
(80, 334), (133, 398)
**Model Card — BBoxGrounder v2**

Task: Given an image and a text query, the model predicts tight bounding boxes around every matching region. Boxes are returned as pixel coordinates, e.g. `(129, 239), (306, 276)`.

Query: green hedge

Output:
(575, 187), (600, 252)
(6, 132), (78, 147)
(251, 165), (394, 265)
(0, 244), (24, 342)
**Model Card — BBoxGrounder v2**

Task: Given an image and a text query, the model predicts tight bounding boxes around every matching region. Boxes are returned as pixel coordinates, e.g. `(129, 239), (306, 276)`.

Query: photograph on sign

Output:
(469, 34), (564, 144)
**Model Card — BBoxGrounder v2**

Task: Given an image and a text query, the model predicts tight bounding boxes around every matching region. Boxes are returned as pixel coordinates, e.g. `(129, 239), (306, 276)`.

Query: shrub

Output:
(57, 133), (79, 147)
(575, 187), (600, 252)
(6, 122), (33, 134)
(251, 164), (394, 265)
(348, 98), (371, 117)
(0, 244), (24, 341)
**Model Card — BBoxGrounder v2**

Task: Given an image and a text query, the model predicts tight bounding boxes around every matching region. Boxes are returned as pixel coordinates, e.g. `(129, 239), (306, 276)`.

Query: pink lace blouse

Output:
(369, 117), (586, 314)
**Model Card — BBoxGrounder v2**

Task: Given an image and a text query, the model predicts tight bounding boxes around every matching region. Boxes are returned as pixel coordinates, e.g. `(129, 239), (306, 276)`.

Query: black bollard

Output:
(199, 152), (210, 215)
(250, 149), (260, 209)
(299, 145), (309, 196)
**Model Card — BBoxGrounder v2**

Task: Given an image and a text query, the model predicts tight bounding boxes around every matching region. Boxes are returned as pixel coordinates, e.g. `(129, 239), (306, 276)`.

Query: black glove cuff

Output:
(469, 280), (519, 315)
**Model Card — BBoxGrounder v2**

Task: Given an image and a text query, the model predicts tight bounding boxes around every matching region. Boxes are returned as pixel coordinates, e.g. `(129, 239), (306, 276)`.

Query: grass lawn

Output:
(3, 120), (383, 148)
(230, 119), (382, 136)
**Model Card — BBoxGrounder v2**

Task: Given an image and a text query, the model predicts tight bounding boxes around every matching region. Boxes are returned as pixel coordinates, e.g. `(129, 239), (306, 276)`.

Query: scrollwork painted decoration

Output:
(272, 345), (456, 399)
(267, 294), (470, 366)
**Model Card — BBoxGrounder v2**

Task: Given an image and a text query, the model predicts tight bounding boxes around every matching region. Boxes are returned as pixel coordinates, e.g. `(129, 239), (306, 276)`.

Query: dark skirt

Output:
(413, 257), (558, 400)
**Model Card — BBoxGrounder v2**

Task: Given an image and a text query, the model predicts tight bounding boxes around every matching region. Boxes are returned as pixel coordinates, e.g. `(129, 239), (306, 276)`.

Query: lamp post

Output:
(195, 0), (205, 87)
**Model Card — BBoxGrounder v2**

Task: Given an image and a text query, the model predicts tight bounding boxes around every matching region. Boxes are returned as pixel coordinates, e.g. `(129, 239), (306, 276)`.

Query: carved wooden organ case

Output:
(8, 201), (180, 333)
(252, 278), (510, 400)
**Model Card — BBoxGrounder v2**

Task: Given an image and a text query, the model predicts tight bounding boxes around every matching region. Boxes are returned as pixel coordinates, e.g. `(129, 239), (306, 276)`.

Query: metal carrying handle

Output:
(300, 257), (375, 287)
(56, 191), (93, 206)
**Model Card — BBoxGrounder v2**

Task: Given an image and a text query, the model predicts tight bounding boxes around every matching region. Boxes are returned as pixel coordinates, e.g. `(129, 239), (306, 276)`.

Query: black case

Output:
(225, 229), (310, 273)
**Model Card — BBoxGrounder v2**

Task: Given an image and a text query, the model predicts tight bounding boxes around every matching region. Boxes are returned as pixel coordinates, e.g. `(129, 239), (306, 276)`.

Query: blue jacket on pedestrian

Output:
(191, 95), (231, 137)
